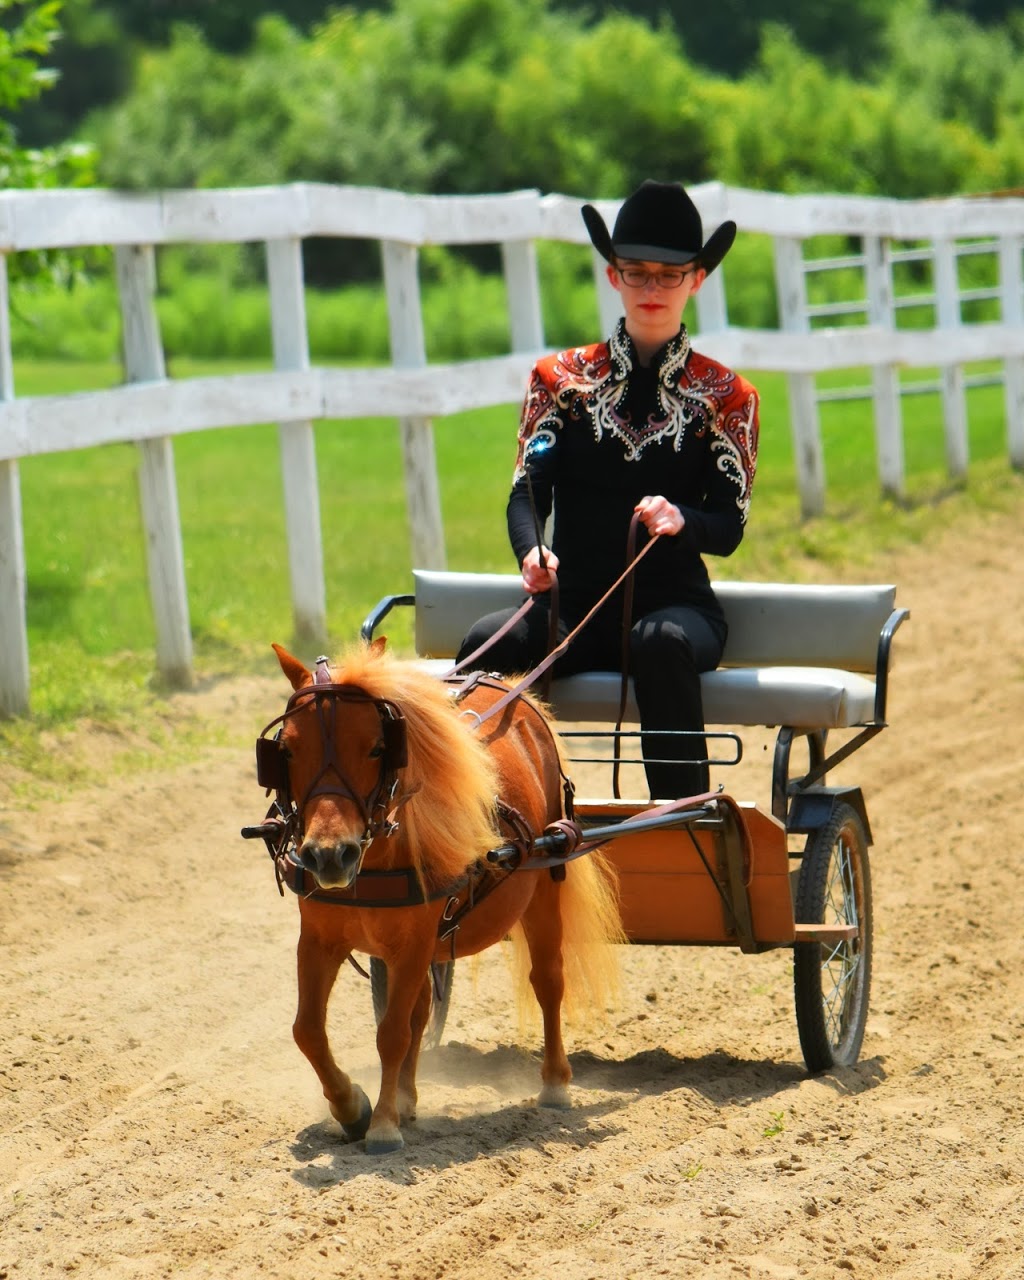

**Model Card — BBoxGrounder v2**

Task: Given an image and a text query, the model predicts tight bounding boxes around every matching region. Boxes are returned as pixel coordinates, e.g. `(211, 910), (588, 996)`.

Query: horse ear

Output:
(272, 643), (311, 691)
(368, 636), (388, 658)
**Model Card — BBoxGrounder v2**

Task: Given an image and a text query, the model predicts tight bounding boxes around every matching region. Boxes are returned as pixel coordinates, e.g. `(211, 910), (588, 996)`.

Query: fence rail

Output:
(1, 182), (1023, 714)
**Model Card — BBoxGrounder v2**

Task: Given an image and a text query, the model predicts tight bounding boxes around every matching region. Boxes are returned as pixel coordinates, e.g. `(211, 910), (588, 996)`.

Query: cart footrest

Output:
(793, 922), (859, 944)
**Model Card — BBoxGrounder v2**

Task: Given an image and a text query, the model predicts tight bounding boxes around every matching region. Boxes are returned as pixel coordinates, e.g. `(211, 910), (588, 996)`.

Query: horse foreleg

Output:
(367, 949), (433, 1155)
(518, 924), (571, 1110)
(292, 930), (372, 1141)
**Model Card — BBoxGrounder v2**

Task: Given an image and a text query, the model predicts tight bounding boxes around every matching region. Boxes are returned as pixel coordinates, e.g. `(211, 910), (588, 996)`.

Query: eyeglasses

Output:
(616, 264), (695, 289)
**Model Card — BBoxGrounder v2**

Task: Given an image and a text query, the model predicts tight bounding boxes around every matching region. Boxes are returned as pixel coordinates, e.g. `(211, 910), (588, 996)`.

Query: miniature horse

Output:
(267, 639), (622, 1154)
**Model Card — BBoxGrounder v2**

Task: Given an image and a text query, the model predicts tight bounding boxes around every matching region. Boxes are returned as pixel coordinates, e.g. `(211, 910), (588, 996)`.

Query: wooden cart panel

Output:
(577, 800), (794, 947)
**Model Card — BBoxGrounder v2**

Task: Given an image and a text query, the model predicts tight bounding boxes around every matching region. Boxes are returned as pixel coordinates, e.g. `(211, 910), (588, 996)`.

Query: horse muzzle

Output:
(298, 838), (365, 890)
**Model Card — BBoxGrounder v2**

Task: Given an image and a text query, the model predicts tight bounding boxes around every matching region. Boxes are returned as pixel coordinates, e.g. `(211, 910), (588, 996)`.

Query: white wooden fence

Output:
(1, 182), (1022, 715)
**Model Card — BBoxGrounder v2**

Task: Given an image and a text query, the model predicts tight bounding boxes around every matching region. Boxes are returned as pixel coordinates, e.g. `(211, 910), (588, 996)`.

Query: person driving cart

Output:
(457, 179), (760, 800)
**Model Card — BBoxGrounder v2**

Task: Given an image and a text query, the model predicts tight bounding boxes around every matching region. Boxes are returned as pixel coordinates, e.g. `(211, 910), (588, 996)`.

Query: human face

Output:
(608, 257), (706, 361)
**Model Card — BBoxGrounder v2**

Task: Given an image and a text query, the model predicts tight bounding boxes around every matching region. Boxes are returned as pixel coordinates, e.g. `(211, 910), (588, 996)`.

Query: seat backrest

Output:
(715, 582), (896, 673)
(414, 570), (523, 657)
(412, 570), (897, 674)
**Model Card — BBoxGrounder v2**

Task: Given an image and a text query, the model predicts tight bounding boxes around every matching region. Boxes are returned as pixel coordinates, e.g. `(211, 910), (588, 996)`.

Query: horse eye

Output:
(369, 742), (385, 759)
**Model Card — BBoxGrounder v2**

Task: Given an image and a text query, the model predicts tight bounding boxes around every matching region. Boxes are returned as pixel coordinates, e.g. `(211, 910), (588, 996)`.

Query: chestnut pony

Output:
(266, 639), (622, 1154)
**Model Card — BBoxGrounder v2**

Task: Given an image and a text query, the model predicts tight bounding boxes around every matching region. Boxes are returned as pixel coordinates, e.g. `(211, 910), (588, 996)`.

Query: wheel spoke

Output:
(794, 803), (872, 1073)
(819, 835), (863, 1047)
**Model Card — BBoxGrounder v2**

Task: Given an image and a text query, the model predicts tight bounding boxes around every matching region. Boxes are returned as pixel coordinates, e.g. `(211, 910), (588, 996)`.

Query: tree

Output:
(88, 15), (443, 193)
(492, 12), (712, 196)
(94, 0), (342, 52)
(707, 25), (1001, 198)
(934, 0), (1022, 20)
(569, 0), (892, 77)
(881, 0), (1024, 140)
(0, 0), (96, 280)
(80, 0), (1024, 229)
(7, 0), (131, 147)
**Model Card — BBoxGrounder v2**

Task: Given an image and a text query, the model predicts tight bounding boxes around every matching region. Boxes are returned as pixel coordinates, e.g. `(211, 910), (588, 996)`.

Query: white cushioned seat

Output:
(546, 667), (878, 730)
(401, 570), (898, 732)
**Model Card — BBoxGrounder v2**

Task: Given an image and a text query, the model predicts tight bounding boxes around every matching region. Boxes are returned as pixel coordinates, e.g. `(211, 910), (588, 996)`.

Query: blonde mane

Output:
(329, 645), (504, 886)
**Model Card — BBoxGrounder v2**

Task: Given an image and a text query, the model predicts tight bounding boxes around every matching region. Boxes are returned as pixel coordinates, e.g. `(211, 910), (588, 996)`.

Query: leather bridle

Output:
(253, 659), (409, 874)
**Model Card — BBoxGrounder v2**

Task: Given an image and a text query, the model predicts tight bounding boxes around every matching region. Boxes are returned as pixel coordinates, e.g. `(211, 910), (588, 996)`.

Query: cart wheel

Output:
(793, 802), (873, 1073)
(369, 957), (454, 1050)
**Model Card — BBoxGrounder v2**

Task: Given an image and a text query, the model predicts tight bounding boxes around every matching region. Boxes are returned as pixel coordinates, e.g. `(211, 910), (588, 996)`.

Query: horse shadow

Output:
(286, 1041), (887, 1186)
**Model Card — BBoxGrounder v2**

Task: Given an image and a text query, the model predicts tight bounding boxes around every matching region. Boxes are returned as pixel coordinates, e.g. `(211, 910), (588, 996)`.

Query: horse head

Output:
(270, 639), (406, 890)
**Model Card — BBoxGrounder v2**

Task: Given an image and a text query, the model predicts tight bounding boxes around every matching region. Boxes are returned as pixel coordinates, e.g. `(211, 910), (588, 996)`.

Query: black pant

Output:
(457, 597), (726, 800)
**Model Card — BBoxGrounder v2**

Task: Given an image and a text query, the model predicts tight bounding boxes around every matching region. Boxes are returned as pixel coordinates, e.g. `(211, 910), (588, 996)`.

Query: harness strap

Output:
(441, 673), (577, 824)
(443, 670), (510, 703)
(439, 867), (495, 957)
(273, 795), (545, 920)
(437, 796), (540, 955)
(276, 852), (467, 908)
(493, 798), (535, 861)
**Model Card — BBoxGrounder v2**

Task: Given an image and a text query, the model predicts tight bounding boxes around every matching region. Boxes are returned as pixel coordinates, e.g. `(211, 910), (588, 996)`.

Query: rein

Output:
(613, 514), (643, 799)
(457, 514), (659, 733)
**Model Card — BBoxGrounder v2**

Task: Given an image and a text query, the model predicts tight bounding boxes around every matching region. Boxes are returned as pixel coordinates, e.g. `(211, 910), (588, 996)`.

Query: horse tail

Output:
(559, 848), (626, 1021)
(511, 848), (625, 1030)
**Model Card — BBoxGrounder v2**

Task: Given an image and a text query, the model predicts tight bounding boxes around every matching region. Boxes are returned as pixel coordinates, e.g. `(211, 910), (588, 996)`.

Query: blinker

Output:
(256, 734), (290, 793)
(382, 713), (408, 771)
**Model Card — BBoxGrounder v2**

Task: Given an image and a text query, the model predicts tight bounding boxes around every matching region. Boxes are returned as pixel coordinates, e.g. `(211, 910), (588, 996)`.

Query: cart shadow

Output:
(428, 1038), (809, 1106)
(287, 1041), (886, 1186)
(569, 1044), (887, 1100)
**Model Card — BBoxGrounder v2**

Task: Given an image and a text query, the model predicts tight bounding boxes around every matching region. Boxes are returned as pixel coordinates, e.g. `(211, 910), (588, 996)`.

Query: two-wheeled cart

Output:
(357, 570), (909, 1073)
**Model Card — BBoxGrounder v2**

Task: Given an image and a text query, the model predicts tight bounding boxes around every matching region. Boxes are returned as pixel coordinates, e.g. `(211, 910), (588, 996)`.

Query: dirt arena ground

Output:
(2, 499), (1022, 1279)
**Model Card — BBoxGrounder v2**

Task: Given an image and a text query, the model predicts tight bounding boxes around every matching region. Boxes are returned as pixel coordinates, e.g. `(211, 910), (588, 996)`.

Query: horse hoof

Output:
(365, 1129), (405, 1156)
(339, 1089), (372, 1142)
(538, 1083), (572, 1110)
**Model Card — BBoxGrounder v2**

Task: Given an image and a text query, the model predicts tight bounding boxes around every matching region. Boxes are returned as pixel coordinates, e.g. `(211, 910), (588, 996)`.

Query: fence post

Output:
(591, 250), (622, 338)
(0, 255), (29, 716)
(115, 244), (193, 688)
(266, 238), (327, 649)
(773, 236), (826, 518)
(381, 240), (446, 571)
(933, 237), (969, 479)
(1000, 234), (1024, 470)
(695, 267), (728, 334)
(864, 235), (905, 499)
(501, 239), (545, 354)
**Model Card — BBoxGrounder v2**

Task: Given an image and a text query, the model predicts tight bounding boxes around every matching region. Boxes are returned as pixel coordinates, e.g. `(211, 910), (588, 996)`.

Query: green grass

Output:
(763, 1110), (787, 1139)
(5, 356), (1023, 744)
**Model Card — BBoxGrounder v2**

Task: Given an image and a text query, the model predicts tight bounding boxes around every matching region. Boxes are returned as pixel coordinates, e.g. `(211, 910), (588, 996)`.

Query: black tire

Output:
(369, 957), (454, 1050)
(793, 802), (873, 1073)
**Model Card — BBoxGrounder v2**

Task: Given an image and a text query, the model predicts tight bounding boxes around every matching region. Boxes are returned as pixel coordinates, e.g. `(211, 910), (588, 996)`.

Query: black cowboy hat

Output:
(581, 179), (736, 275)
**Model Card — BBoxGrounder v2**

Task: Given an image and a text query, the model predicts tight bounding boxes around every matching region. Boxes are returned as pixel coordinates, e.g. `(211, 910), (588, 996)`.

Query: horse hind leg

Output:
(521, 899), (573, 1110)
(533, 979), (572, 1110)
(293, 931), (372, 1142)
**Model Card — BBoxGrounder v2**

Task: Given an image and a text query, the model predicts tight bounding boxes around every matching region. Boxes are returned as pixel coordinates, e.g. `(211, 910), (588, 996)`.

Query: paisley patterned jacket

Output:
(507, 319), (759, 619)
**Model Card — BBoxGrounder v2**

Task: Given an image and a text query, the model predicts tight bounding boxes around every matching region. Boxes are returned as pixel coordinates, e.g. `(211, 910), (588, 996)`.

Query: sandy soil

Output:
(2, 500), (1023, 1280)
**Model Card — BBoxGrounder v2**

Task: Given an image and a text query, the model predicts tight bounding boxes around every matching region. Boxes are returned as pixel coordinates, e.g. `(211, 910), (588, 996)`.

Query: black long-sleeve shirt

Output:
(507, 319), (759, 621)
